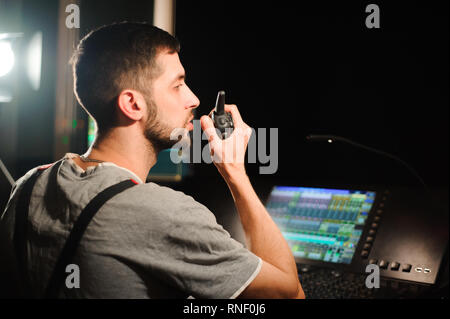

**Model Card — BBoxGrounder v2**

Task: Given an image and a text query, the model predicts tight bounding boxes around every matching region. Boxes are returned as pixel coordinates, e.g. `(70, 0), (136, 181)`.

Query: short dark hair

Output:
(70, 22), (180, 139)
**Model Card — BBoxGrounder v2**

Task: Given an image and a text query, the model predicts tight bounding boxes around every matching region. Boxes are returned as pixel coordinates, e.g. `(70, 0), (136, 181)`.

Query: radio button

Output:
(390, 262), (400, 271)
(402, 264), (412, 272)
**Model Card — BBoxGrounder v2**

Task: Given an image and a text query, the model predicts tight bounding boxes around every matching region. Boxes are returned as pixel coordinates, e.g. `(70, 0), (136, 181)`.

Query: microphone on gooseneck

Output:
(306, 134), (430, 192)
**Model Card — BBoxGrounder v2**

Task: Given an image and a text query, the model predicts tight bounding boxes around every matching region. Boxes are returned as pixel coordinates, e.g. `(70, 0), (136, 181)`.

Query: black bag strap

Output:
(13, 158), (138, 298)
(44, 177), (137, 298)
(14, 161), (63, 297)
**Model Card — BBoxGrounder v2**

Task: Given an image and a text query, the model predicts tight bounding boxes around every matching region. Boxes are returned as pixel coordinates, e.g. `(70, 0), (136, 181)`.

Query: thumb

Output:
(200, 115), (219, 142)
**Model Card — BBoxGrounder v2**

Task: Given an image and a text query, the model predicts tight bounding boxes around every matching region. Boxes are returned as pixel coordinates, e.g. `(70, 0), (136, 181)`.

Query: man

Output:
(0, 22), (304, 299)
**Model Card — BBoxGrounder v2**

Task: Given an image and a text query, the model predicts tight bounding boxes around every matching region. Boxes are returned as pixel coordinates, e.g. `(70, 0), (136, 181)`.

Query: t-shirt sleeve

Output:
(119, 185), (262, 299)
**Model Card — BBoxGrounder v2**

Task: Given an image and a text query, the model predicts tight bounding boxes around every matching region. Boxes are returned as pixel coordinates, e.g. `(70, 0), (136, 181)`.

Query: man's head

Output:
(71, 22), (199, 152)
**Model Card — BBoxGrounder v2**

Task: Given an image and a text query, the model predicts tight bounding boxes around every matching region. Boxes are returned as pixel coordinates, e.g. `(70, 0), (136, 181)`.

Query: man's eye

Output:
(175, 83), (183, 89)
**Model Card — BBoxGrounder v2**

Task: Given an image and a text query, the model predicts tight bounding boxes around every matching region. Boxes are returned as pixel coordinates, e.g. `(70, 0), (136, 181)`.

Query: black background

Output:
(175, 1), (449, 189)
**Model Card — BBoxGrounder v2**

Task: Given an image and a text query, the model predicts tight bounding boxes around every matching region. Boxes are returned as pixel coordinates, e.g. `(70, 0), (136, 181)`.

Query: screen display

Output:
(266, 186), (376, 264)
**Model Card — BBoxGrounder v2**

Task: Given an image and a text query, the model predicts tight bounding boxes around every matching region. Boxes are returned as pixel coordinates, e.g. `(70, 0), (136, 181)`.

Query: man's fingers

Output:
(200, 115), (214, 130)
(224, 104), (244, 126)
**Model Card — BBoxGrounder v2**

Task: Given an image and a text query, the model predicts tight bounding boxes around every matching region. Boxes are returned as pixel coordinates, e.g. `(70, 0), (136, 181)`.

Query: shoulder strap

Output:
(44, 178), (137, 298)
(14, 160), (63, 297)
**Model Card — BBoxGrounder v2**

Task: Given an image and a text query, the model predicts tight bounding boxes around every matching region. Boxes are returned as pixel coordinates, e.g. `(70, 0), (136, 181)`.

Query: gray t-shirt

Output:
(0, 153), (261, 298)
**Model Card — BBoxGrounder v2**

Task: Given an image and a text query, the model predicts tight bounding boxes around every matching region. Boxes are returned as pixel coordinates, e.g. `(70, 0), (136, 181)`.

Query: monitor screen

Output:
(265, 186), (376, 264)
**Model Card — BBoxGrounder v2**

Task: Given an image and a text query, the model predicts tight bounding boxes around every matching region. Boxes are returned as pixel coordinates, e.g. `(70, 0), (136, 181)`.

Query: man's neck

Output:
(81, 132), (158, 183)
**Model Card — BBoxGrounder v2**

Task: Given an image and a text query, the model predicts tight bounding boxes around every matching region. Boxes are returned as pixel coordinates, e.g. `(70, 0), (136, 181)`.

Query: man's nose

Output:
(185, 85), (200, 109)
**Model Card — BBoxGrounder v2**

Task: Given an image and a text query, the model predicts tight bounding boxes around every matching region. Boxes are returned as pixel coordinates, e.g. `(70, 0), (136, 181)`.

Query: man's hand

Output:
(201, 103), (304, 299)
(200, 104), (253, 178)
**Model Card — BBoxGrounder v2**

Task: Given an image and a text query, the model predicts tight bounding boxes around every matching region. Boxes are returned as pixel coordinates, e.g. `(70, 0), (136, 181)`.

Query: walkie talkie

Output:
(211, 90), (234, 139)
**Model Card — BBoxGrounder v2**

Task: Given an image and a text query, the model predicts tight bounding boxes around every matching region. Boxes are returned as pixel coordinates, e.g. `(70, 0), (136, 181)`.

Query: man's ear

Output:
(117, 89), (146, 121)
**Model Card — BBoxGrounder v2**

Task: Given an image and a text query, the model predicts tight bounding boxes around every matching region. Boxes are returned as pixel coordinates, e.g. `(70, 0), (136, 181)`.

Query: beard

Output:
(143, 96), (192, 154)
